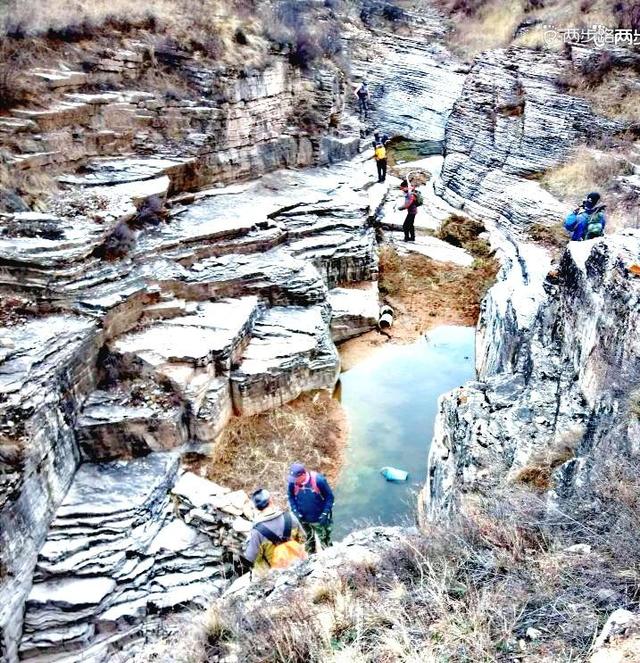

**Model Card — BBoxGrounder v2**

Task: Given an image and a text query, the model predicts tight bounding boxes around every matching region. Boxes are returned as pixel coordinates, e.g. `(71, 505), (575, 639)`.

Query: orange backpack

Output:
(255, 512), (308, 570)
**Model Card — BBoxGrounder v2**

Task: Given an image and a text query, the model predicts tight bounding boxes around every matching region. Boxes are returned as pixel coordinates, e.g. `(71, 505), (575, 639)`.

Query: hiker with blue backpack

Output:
(244, 488), (307, 575)
(288, 462), (334, 553)
(564, 192), (606, 241)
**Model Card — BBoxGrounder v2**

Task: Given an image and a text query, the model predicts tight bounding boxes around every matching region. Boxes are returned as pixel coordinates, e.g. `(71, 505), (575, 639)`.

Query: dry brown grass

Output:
(141, 447), (640, 661)
(193, 391), (347, 508)
(541, 146), (633, 201)
(379, 244), (497, 327)
(1, 0), (271, 68)
(527, 221), (569, 253)
(514, 429), (581, 491)
(434, 0), (640, 57)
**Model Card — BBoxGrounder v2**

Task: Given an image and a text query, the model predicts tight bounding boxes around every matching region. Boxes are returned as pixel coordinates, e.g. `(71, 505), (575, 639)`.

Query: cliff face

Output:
(425, 231), (640, 518)
(2, 3), (639, 660)
(435, 46), (624, 230)
(0, 25), (374, 659)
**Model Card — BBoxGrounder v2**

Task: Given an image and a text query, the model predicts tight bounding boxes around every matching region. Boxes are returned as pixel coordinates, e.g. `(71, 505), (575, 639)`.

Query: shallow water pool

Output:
(332, 325), (475, 539)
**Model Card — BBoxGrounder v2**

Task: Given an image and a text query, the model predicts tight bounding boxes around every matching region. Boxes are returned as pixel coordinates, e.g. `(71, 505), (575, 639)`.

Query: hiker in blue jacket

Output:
(564, 191), (606, 241)
(287, 462), (334, 553)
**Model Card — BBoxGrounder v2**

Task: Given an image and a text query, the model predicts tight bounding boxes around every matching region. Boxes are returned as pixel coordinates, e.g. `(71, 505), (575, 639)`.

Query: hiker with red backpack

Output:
(288, 462), (334, 553)
(244, 488), (307, 575)
(398, 179), (422, 242)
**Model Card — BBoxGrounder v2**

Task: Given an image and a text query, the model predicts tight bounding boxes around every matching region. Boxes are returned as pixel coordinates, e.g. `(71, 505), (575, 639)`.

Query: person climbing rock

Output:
(372, 130), (390, 183)
(244, 488), (307, 575)
(287, 462), (334, 553)
(564, 192), (606, 241)
(354, 80), (370, 118)
(398, 179), (418, 242)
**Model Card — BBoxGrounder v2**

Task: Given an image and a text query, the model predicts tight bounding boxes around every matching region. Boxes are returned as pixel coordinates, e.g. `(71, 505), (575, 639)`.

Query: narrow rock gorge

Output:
(1, 1), (639, 661)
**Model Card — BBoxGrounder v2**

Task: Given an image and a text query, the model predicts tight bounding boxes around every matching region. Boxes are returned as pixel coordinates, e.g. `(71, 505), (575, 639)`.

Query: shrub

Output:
(578, 50), (615, 88)
(613, 0), (640, 30)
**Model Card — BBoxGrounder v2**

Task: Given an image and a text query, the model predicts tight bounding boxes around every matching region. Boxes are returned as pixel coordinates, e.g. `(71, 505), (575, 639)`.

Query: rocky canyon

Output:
(1, 1), (639, 661)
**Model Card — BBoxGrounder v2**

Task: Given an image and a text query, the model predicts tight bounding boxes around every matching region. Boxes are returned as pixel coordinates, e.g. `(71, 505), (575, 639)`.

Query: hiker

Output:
(244, 488), (307, 575)
(354, 80), (370, 117)
(372, 130), (390, 183)
(564, 192), (606, 241)
(287, 462), (334, 553)
(398, 179), (418, 242)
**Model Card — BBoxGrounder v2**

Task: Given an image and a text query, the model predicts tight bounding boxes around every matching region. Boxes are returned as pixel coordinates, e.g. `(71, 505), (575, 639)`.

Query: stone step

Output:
(230, 304), (340, 415)
(111, 296), (263, 374)
(28, 68), (89, 90)
(328, 282), (380, 342)
(19, 457), (244, 661)
(13, 101), (94, 132)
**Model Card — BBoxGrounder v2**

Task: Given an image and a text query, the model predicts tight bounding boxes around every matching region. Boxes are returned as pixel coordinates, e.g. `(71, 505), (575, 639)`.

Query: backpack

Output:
(413, 189), (424, 207)
(584, 209), (604, 240)
(255, 512), (308, 570)
(374, 144), (386, 160)
(292, 471), (321, 497)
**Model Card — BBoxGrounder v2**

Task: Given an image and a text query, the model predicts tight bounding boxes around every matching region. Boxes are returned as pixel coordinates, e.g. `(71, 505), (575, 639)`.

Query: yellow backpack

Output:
(271, 540), (308, 569)
(255, 513), (308, 570)
(374, 144), (386, 160)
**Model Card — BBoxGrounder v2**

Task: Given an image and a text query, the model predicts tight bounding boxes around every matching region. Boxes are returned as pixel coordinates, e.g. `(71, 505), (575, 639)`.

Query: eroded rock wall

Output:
(435, 47), (625, 231)
(425, 231), (640, 519)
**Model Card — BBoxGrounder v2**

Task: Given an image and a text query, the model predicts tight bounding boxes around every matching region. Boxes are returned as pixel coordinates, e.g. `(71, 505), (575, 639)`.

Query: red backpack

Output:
(292, 471), (321, 497)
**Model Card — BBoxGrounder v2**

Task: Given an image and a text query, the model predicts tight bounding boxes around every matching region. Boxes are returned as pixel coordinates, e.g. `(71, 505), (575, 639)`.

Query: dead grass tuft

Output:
(541, 146), (633, 201)
(436, 213), (492, 258)
(527, 221), (569, 254)
(514, 431), (580, 492)
(196, 391), (347, 508)
(144, 449), (640, 661)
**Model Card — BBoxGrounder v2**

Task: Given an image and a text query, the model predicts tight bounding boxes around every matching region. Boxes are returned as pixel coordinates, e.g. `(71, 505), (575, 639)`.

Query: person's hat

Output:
(584, 191), (601, 208)
(251, 488), (271, 510)
(289, 462), (306, 478)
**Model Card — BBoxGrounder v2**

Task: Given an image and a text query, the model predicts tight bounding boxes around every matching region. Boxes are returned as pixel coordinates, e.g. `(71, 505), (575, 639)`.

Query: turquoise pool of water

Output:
(332, 325), (476, 539)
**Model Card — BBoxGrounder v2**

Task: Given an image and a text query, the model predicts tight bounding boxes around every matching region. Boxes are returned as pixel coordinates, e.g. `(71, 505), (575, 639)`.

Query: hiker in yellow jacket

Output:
(244, 488), (307, 575)
(372, 130), (390, 183)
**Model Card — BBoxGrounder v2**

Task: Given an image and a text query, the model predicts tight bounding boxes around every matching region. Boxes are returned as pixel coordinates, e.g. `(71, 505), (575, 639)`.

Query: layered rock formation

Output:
(0, 151), (387, 659)
(20, 463), (253, 661)
(435, 47), (627, 230)
(1, 43), (353, 191)
(425, 231), (640, 518)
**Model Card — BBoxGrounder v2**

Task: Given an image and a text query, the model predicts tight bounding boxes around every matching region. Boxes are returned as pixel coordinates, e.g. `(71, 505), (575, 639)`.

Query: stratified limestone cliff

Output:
(425, 231), (640, 518)
(0, 26), (380, 654)
(435, 46), (626, 230)
(0, 155), (385, 660)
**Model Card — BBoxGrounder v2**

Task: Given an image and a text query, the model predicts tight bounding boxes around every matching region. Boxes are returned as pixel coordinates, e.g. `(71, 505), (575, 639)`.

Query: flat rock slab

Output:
(174, 251), (328, 306)
(329, 283), (380, 343)
(112, 296), (261, 372)
(231, 305), (339, 415)
(59, 156), (194, 186)
(387, 234), (474, 267)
